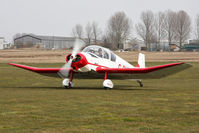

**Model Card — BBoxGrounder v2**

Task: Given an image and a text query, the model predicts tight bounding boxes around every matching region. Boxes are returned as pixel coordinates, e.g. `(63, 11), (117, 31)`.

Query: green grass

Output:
(0, 62), (199, 133)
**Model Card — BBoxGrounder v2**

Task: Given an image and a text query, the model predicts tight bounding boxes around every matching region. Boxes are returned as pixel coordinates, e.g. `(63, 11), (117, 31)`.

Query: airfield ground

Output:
(1, 48), (199, 63)
(0, 49), (199, 133)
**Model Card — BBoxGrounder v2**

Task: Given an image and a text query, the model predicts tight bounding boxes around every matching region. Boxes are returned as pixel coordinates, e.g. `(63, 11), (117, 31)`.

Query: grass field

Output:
(0, 62), (199, 133)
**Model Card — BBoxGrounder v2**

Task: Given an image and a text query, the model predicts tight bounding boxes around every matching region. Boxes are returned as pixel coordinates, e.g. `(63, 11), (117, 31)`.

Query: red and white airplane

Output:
(9, 39), (190, 89)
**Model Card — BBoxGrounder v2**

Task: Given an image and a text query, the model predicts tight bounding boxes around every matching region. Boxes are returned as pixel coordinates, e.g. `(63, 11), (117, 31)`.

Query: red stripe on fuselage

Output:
(87, 62), (109, 68)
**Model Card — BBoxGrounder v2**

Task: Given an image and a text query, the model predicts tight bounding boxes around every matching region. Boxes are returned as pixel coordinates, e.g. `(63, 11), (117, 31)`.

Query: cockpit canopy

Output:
(82, 45), (116, 61)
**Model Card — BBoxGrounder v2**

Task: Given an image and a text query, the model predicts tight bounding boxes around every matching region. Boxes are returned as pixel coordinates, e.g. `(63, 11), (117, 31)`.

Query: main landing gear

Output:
(62, 71), (74, 88)
(62, 71), (143, 89)
(103, 72), (114, 89)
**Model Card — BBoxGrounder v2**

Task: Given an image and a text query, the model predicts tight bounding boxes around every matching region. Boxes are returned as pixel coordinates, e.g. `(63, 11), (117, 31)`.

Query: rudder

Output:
(136, 53), (145, 68)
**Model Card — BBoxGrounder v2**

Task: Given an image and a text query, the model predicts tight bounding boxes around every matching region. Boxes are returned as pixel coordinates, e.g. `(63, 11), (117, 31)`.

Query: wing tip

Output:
(8, 63), (21, 67)
(8, 63), (15, 65)
(8, 63), (36, 71)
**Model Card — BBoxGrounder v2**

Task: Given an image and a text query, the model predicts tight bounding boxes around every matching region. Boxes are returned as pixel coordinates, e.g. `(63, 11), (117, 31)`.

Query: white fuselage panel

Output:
(77, 52), (134, 72)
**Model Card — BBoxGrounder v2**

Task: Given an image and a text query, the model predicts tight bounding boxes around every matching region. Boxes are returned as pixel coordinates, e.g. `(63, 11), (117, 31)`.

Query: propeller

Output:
(58, 38), (85, 78)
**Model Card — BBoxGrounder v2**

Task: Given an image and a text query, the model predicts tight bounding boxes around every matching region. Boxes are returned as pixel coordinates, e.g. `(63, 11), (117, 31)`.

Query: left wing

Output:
(95, 62), (191, 79)
(96, 62), (184, 73)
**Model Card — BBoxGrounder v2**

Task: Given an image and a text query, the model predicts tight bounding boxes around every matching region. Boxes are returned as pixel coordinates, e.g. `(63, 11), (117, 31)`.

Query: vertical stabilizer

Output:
(137, 53), (145, 68)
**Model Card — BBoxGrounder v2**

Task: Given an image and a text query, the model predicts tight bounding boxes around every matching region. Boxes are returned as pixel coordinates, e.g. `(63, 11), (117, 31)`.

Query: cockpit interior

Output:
(82, 45), (116, 61)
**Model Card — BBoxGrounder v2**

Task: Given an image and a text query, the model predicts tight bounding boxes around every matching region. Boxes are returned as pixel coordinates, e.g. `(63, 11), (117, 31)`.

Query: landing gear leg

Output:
(103, 72), (113, 89)
(137, 80), (143, 87)
(62, 71), (74, 88)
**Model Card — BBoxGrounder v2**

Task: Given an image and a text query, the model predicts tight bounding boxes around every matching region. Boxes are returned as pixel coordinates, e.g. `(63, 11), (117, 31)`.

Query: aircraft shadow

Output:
(2, 86), (64, 90)
(3, 86), (160, 91)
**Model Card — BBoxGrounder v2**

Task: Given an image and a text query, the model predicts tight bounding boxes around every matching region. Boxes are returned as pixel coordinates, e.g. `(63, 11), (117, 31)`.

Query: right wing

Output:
(8, 63), (73, 78)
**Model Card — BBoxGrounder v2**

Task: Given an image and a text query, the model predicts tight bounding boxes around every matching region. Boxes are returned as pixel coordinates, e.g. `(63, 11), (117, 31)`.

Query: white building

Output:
(0, 37), (4, 50)
(123, 38), (145, 51)
(3, 42), (12, 49)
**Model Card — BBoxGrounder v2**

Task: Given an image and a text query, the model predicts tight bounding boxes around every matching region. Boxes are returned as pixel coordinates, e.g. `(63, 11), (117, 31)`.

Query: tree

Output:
(195, 14), (199, 39)
(175, 10), (191, 47)
(136, 10), (155, 51)
(72, 24), (84, 39)
(154, 12), (166, 50)
(107, 11), (132, 49)
(85, 22), (93, 45)
(92, 22), (101, 44)
(164, 10), (177, 46)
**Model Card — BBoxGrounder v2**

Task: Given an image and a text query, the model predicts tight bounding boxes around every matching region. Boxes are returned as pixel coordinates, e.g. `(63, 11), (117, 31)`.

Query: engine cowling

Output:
(66, 53), (88, 70)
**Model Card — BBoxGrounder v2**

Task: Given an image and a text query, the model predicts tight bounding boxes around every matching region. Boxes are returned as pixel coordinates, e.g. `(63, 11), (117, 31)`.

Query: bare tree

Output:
(175, 10), (191, 47)
(155, 12), (166, 50)
(107, 11), (132, 49)
(136, 10), (155, 51)
(92, 22), (101, 44)
(195, 14), (199, 39)
(85, 22), (93, 45)
(72, 24), (84, 39)
(164, 10), (177, 46)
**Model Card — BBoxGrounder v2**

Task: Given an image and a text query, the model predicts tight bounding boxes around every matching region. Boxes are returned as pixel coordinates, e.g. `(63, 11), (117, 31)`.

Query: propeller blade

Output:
(72, 39), (85, 57)
(58, 59), (72, 78)
(58, 38), (85, 78)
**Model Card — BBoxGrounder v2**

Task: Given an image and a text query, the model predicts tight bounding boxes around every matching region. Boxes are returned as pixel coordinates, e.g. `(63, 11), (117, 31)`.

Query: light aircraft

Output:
(9, 39), (191, 89)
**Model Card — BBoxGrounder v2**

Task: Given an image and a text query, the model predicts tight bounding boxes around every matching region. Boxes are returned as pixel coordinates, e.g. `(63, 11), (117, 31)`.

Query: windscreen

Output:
(82, 45), (110, 59)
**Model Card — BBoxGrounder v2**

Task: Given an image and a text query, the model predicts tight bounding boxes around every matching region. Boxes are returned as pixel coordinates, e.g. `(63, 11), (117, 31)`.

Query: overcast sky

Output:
(0, 0), (199, 41)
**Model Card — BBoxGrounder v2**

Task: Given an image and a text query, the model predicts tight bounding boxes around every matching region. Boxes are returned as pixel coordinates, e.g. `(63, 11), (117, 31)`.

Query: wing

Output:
(8, 63), (73, 78)
(9, 62), (191, 79)
(96, 62), (192, 79)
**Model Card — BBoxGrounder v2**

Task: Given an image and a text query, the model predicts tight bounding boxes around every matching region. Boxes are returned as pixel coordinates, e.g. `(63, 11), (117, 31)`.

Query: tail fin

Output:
(136, 53), (145, 68)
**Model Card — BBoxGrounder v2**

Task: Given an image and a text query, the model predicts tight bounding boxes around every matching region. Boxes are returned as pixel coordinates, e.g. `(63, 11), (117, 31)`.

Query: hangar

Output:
(14, 34), (76, 49)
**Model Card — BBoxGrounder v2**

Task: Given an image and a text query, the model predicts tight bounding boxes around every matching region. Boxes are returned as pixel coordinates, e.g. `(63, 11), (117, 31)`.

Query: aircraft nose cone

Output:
(70, 55), (74, 59)
(66, 53), (88, 70)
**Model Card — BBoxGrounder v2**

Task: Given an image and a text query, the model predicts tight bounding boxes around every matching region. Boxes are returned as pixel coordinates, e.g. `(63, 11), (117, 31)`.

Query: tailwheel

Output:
(62, 78), (74, 89)
(137, 80), (143, 87)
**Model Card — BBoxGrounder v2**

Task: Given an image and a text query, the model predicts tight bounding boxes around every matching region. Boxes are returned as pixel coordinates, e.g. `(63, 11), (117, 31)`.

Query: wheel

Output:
(103, 79), (113, 89)
(64, 85), (71, 89)
(62, 79), (74, 88)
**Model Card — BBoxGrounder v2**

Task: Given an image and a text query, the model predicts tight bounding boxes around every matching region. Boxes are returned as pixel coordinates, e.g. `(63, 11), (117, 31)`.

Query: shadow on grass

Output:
(2, 85), (160, 91)
(2, 86), (64, 90)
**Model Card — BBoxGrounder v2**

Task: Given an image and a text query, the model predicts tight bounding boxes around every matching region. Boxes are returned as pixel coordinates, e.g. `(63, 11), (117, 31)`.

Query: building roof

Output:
(14, 34), (76, 41)
(14, 34), (41, 41)
(184, 43), (199, 49)
(37, 35), (75, 41)
(189, 40), (199, 44)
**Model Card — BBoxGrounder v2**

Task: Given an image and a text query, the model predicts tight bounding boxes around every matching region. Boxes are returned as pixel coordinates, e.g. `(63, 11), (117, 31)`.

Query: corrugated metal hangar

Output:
(14, 34), (76, 49)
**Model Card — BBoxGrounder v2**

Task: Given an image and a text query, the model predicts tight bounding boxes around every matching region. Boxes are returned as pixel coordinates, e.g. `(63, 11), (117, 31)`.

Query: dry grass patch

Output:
(1, 48), (199, 63)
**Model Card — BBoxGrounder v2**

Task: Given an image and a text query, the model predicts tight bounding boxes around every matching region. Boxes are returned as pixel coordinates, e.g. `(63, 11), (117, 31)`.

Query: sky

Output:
(0, 0), (199, 42)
